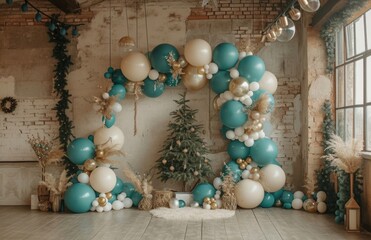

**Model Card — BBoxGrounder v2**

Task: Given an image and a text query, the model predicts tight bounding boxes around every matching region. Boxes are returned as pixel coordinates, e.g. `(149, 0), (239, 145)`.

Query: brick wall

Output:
(0, 99), (59, 161)
(188, 0), (287, 48)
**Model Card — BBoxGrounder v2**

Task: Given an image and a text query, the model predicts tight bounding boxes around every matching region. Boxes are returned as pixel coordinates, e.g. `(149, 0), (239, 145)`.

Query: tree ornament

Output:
(191, 127), (195, 132)
(162, 159), (167, 164)
(183, 148), (188, 153)
(176, 140), (181, 146)
(194, 171), (199, 176)
(170, 166), (175, 172)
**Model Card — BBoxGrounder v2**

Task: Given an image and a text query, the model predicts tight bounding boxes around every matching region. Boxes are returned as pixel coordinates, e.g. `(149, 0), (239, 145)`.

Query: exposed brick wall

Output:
(188, 0), (287, 47)
(0, 0), (93, 27)
(0, 99), (59, 161)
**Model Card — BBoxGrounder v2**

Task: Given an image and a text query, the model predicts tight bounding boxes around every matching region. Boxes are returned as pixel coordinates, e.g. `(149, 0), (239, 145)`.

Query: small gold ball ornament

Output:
(170, 166), (175, 171)
(190, 127), (195, 132)
(245, 157), (252, 164)
(236, 158), (243, 164)
(239, 163), (247, 170)
(183, 149), (188, 153)
(98, 197), (107, 207)
(158, 73), (166, 82)
(203, 197), (211, 204)
(194, 171), (199, 176)
(84, 159), (97, 171)
(210, 202), (218, 210)
(162, 159), (167, 164)
(106, 192), (112, 200)
(96, 149), (104, 158)
(176, 140), (181, 146)
(250, 167), (259, 174)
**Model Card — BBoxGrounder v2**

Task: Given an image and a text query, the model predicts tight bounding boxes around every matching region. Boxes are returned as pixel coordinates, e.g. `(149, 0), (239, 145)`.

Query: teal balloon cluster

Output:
(67, 138), (95, 165)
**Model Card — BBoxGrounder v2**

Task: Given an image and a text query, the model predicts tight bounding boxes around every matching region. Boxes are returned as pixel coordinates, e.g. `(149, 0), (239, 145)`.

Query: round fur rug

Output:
(150, 207), (235, 220)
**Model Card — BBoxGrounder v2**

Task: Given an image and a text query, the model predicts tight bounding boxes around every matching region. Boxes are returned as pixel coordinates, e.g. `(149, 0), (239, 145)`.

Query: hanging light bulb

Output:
(279, 15), (289, 28)
(269, 29), (277, 41)
(277, 18), (296, 42)
(260, 34), (267, 43)
(298, 0), (320, 13)
(289, 7), (301, 21)
(272, 23), (283, 37)
(119, 36), (136, 57)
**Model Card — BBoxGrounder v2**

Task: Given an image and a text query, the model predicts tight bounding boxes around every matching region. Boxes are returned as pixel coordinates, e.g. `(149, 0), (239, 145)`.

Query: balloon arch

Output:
(63, 39), (286, 213)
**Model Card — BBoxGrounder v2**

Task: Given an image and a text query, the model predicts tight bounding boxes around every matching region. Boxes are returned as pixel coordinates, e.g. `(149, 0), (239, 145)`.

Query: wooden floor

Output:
(0, 206), (370, 240)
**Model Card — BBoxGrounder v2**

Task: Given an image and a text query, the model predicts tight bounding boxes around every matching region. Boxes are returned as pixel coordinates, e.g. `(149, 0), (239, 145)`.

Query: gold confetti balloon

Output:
(182, 65), (208, 91)
(229, 77), (249, 97)
(84, 159), (97, 171)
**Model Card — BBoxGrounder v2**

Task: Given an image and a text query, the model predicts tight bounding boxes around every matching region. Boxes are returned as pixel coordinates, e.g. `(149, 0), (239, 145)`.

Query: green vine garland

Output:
(320, 0), (367, 73)
(48, 15), (77, 175)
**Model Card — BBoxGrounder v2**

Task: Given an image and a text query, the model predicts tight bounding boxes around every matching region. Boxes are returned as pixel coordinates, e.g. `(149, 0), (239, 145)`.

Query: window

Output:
(335, 9), (371, 151)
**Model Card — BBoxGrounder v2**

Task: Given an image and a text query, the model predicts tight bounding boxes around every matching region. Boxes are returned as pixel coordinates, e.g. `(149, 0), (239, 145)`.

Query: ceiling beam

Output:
(311, 0), (347, 30)
(48, 0), (80, 14)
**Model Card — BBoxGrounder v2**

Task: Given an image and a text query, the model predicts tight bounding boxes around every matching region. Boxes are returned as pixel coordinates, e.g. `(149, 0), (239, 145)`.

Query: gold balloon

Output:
(178, 56), (188, 68)
(213, 95), (221, 111)
(96, 149), (104, 158)
(182, 65), (208, 91)
(303, 199), (317, 213)
(98, 197), (107, 207)
(203, 197), (211, 203)
(229, 77), (249, 97)
(106, 192), (112, 200)
(158, 73), (166, 82)
(210, 198), (216, 203)
(84, 159), (97, 171)
(250, 167), (259, 174)
(210, 202), (218, 210)
(197, 67), (206, 75)
(239, 163), (247, 170)
(236, 158), (243, 164)
(245, 157), (252, 164)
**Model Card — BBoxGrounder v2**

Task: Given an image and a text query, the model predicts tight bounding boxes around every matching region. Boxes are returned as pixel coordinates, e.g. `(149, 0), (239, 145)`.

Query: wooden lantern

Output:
(345, 173), (360, 232)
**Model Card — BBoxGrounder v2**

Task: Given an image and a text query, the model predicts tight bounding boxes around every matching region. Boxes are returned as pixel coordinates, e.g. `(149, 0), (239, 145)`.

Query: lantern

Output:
(345, 173), (360, 232)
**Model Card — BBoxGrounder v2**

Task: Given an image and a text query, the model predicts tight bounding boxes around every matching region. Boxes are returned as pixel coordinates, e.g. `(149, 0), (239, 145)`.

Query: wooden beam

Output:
(312, 0), (347, 30)
(48, 0), (80, 14)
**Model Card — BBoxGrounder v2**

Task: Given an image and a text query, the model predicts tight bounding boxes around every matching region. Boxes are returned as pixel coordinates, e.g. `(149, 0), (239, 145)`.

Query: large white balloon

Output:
(184, 39), (212, 67)
(235, 179), (264, 208)
(259, 71), (278, 94)
(94, 126), (124, 150)
(259, 164), (286, 192)
(120, 52), (151, 82)
(90, 167), (117, 193)
(292, 198), (303, 210)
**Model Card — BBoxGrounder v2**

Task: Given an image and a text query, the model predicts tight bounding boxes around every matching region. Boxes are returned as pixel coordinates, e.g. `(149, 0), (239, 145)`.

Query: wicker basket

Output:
(37, 184), (50, 203)
(153, 190), (174, 208)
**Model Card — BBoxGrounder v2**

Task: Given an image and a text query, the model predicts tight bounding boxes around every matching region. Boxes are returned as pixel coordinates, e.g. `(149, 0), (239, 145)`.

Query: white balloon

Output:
(112, 102), (122, 113)
(96, 206), (104, 213)
(251, 132), (259, 140)
(90, 206), (96, 211)
(112, 200), (124, 210)
(247, 90), (254, 97)
(250, 162), (258, 168)
(316, 191), (327, 202)
(246, 51), (253, 56)
(244, 138), (254, 147)
(234, 127), (244, 137)
(94, 126), (125, 150)
(230, 68), (239, 78)
(292, 198), (303, 210)
(102, 92), (110, 99)
(184, 39), (212, 67)
(238, 51), (247, 60)
(317, 202), (327, 213)
(213, 177), (223, 189)
(224, 91), (234, 100)
(216, 190), (221, 195)
(246, 165), (252, 171)
(259, 71), (278, 94)
(216, 199), (222, 209)
(258, 131), (266, 139)
(235, 179), (264, 208)
(241, 134), (249, 141)
(249, 82), (260, 91)
(206, 73), (213, 79)
(99, 193), (107, 198)
(117, 193), (126, 201)
(204, 64), (210, 70)
(77, 172), (90, 184)
(92, 200), (99, 207)
(120, 52), (151, 82)
(123, 198), (133, 208)
(242, 97), (252, 106)
(241, 170), (250, 179)
(294, 191), (304, 199)
(208, 62), (219, 74)
(103, 202), (112, 212)
(203, 203), (211, 210)
(214, 194), (220, 200)
(226, 130), (236, 140)
(148, 69), (159, 80)
(259, 164), (286, 192)
(90, 167), (117, 193)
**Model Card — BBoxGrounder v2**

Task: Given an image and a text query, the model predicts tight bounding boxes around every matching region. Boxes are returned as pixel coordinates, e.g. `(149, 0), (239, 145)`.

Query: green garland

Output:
(48, 15), (77, 175)
(320, 0), (367, 73)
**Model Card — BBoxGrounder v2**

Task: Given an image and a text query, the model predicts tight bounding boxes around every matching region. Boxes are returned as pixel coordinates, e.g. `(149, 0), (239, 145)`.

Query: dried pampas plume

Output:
(254, 94), (270, 114)
(92, 95), (118, 119)
(325, 134), (363, 173)
(40, 170), (71, 195)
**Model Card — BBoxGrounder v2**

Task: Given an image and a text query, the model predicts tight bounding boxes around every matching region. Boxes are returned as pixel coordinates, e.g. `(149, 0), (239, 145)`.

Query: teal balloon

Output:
(64, 183), (96, 213)
(67, 138), (95, 165)
(122, 182), (135, 198)
(283, 202), (292, 209)
(213, 43), (239, 70)
(88, 135), (94, 143)
(192, 183), (216, 205)
(250, 138), (278, 166)
(108, 194), (117, 204)
(222, 160), (242, 182)
(112, 177), (125, 194)
(102, 115), (115, 128)
(302, 195), (308, 201)
(165, 73), (181, 87)
(142, 78), (165, 98)
(227, 140), (250, 160)
(104, 72), (112, 79)
(238, 55), (265, 83)
(335, 216), (343, 223)
(280, 191), (294, 203)
(179, 200), (186, 208)
(150, 43), (179, 73)
(260, 192), (275, 208)
(210, 70), (231, 94)
(109, 84), (126, 101)
(220, 125), (233, 139)
(272, 189), (284, 199)
(112, 69), (127, 84)
(220, 100), (247, 128)
(131, 191), (143, 207)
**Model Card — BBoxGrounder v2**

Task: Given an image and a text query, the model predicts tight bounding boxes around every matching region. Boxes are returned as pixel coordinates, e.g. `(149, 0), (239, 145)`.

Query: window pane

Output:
(354, 59), (364, 105)
(366, 10), (371, 50)
(367, 106), (371, 151)
(355, 16), (365, 55)
(354, 107), (363, 140)
(336, 66), (344, 107)
(367, 56), (371, 103)
(346, 23), (355, 58)
(345, 108), (354, 141)
(345, 63), (354, 106)
(336, 110), (345, 140)
(336, 28), (344, 65)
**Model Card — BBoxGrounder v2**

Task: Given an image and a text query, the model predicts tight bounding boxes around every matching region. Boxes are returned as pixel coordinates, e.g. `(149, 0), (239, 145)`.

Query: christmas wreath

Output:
(1, 97), (17, 113)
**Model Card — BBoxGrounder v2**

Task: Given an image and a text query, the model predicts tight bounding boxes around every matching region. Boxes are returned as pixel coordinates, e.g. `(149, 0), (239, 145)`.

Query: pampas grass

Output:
(40, 170), (71, 195)
(326, 134), (363, 173)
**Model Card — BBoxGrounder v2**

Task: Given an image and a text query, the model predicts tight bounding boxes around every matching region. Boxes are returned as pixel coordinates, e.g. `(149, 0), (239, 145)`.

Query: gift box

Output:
(175, 192), (193, 206)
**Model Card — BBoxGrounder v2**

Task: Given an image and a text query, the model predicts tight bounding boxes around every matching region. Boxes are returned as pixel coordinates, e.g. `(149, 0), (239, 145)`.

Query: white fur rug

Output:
(150, 207), (235, 220)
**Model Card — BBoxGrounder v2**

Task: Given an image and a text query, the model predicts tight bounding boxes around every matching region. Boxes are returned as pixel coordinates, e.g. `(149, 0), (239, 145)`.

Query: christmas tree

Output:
(156, 93), (214, 190)
(315, 100), (337, 213)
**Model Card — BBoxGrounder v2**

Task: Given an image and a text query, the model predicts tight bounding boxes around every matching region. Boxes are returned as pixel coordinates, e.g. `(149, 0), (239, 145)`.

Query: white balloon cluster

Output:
(112, 192), (134, 210)
(204, 62), (219, 80)
(291, 190), (327, 214)
(91, 193), (113, 213)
